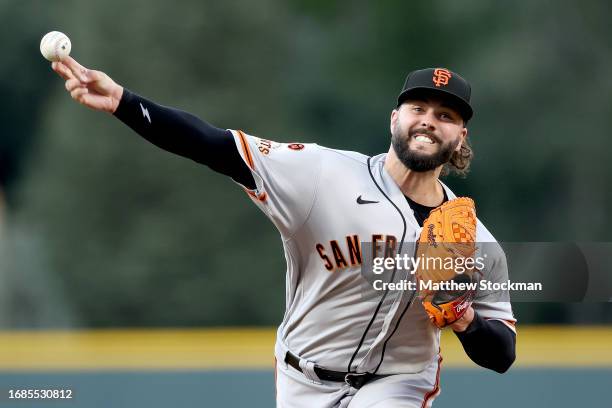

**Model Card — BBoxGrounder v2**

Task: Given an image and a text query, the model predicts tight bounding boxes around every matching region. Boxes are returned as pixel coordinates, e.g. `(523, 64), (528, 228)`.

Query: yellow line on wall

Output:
(0, 328), (275, 371)
(441, 326), (612, 368)
(0, 326), (610, 371)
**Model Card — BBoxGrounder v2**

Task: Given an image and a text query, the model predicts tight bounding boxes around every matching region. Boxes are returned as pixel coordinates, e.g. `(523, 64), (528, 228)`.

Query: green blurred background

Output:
(0, 0), (611, 407)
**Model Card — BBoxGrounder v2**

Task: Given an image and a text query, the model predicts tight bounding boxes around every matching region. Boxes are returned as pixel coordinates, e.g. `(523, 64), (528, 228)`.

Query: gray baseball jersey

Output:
(230, 130), (515, 407)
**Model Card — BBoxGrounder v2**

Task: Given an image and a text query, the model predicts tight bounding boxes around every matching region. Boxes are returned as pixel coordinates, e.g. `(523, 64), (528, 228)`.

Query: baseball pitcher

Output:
(52, 58), (516, 407)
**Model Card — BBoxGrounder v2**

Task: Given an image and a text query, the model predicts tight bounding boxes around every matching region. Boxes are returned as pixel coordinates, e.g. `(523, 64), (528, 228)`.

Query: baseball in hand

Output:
(40, 31), (71, 62)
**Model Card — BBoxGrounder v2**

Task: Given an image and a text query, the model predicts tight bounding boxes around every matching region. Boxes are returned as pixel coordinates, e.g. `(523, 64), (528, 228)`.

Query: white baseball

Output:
(40, 31), (71, 62)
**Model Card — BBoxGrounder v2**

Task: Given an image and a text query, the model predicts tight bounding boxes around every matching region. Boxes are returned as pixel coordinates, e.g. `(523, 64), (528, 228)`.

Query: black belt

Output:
(284, 351), (387, 389)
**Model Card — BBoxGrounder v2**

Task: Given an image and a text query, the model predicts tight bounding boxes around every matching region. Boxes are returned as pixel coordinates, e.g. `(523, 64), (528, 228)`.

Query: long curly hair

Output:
(441, 136), (473, 177)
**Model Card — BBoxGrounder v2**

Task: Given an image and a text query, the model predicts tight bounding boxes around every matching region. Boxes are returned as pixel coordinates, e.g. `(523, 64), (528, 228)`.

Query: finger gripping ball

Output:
(40, 31), (71, 62)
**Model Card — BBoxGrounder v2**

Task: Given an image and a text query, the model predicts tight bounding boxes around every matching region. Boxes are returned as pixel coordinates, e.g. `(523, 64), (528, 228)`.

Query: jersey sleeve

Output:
(472, 222), (517, 332)
(229, 130), (321, 237)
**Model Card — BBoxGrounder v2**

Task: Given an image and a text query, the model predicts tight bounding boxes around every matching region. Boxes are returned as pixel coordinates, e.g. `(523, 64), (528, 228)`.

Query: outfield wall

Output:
(0, 327), (609, 407)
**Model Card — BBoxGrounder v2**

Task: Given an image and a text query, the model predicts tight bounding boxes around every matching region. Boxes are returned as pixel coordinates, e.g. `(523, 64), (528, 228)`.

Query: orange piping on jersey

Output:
(247, 189), (268, 203)
(237, 130), (255, 169)
(236, 130), (267, 202)
(421, 354), (442, 408)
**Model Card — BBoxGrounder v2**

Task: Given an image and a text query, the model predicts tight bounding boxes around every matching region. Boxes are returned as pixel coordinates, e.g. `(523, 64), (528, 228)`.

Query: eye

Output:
(412, 106), (423, 112)
(440, 112), (454, 121)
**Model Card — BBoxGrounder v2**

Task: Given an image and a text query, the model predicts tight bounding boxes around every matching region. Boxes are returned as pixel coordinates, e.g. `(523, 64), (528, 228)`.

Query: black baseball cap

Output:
(397, 68), (473, 122)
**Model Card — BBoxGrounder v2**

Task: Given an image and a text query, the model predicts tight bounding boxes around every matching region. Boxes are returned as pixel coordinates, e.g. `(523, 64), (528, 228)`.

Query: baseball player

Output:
(52, 58), (516, 407)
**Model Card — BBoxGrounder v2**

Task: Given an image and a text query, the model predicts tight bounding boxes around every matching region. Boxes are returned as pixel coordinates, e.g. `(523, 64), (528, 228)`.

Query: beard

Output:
(391, 122), (460, 172)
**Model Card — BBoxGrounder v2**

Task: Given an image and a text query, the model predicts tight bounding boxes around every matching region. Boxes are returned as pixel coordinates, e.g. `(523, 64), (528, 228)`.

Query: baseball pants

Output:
(275, 355), (441, 408)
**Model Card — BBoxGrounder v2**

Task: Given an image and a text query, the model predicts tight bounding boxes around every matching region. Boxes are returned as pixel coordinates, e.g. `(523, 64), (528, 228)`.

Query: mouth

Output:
(413, 133), (436, 144)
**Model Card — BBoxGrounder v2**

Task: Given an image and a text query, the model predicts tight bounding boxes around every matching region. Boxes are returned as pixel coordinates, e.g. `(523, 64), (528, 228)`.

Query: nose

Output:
(420, 110), (437, 130)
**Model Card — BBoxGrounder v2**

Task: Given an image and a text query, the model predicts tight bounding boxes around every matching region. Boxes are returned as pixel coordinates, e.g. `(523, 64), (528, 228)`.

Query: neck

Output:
(383, 146), (445, 207)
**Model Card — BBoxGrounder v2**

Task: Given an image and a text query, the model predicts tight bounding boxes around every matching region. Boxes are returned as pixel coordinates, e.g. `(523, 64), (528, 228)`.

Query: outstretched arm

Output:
(51, 57), (255, 189)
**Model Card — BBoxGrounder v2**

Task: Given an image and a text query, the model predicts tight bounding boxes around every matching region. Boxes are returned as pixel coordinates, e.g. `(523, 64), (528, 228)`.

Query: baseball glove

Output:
(414, 197), (478, 328)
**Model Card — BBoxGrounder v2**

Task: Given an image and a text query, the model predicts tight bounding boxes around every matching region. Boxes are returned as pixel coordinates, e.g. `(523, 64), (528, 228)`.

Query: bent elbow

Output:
(494, 347), (516, 374)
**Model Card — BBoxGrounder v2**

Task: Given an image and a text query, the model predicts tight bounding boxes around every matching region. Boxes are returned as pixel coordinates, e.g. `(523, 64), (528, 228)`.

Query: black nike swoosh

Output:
(357, 195), (379, 204)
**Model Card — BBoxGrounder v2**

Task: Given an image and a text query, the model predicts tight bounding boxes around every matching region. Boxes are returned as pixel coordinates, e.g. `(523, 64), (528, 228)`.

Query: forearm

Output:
(113, 89), (255, 189)
(453, 310), (516, 373)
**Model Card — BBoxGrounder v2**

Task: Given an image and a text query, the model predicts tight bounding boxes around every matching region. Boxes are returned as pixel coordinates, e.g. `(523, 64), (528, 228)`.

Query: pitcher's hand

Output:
(52, 56), (123, 113)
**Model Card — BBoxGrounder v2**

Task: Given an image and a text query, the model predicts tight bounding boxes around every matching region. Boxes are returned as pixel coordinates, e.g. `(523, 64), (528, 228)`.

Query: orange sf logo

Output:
(432, 68), (452, 87)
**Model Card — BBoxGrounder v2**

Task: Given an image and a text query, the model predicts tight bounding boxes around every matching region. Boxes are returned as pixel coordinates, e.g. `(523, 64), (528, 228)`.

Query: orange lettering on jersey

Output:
(330, 240), (348, 269)
(384, 235), (397, 258)
(432, 68), (452, 87)
(316, 243), (334, 271)
(317, 234), (397, 272)
(372, 234), (384, 260)
(256, 138), (273, 155)
(346, 235), (362, 266)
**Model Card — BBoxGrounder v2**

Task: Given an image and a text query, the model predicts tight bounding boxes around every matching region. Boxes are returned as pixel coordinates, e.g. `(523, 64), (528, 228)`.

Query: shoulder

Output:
(476, 221), (497, 243)
(318, 145), (369, 164)
(231, 130), (321, 164)
(231, 130), (372, 176)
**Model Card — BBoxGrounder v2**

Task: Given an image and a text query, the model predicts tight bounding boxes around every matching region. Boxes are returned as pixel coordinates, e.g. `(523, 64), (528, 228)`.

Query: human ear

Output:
(455, 127), (468, 152)
(390, 108), (399, 134)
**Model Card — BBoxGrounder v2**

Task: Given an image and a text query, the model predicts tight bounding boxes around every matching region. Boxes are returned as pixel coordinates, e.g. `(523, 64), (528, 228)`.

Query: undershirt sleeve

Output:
(453, 311), (516, 373)
(113, 88), (256, 189)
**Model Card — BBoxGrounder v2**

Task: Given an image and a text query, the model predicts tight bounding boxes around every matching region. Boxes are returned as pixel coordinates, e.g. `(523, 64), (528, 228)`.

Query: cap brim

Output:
(397, 87), (473, 122)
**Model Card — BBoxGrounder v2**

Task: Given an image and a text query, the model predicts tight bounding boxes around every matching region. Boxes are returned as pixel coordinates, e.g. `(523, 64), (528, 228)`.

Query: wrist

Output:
(110, 85), (124, 114)
(451, 306), (475, 332)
